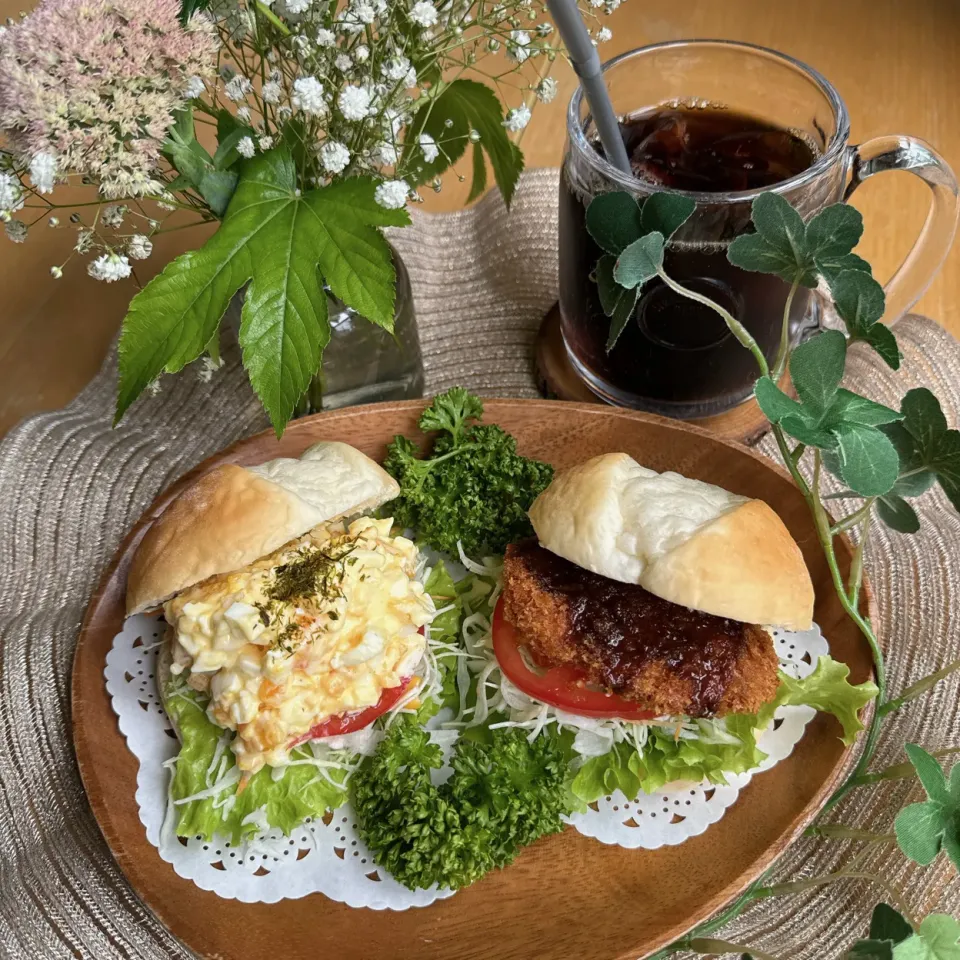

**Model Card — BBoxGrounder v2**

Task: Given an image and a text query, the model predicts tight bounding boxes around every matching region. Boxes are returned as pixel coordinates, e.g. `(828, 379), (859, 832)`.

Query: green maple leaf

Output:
(406, 79), (523, 206)
(754, 331), (903, 496)
(894, 744), (960, 868)
(893, 916), (960, 960)
(116, 148), (410, 435)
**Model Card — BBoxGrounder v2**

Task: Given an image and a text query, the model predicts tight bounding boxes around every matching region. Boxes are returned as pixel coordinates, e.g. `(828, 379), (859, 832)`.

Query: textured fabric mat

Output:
(1, 168), (958, 959)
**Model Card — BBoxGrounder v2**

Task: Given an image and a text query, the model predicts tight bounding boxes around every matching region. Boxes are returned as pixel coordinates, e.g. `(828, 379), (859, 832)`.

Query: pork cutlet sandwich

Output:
(126, 441), (438, 837)
(496, 452), (817, 725)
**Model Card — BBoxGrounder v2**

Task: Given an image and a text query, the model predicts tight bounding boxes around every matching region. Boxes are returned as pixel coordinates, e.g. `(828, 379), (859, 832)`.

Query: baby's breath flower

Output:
(184, 75), (206, 99)
(49, 265), (62, 279)
(293, 76), (328, 116)
(595, 26), (612, 43)
(236, 136), (255, 159)
(338, 1), (374, 32)
(605, 0), (622, 10)
(146, 378), (162, 397)
(536, 77), (558, 104)
(315, 27), (336, 46)
(101, 204), (126, 227)
(225, 75), (253, 101)
(48, 216), (59, 227)
(75, 229), (94, 253)
(5, 219), (27, 243)
(127, 234), (153, 260)
(506, 29), (531, 62)
(261, 80), (282, 104)
(258, 135), (275, 151)
(0, 172), (24, 214)
(197, 355), (223, 383)
(29, 152), (57, 194)
(409, 1), (438, 27)
(236, 105), (251, 123)
(338, 84), (372, 121)
(375, 178), (409, 209)
(320, 140), (351, 173)
(375, 141), (399, 165)
(419, 133), (439, 163)
(502, 104), (531, 132)
(285, 0), (312, 12)
(355, 44), (370, 62)
(383, 55), (412, 82)
(335, 53), (353, 72)
(535, 22), (553, 36)
(88, 252), (132, 282)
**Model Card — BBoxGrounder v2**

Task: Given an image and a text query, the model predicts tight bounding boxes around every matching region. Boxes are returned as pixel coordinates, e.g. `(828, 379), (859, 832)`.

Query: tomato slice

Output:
(288, 677), (415, 748)
(492, 599), (656, 721)
(288, 625), (426, 748)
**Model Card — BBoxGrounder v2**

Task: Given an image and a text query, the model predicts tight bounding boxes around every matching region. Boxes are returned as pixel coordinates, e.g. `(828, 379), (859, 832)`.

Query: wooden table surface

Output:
(2, 0), (959, 435)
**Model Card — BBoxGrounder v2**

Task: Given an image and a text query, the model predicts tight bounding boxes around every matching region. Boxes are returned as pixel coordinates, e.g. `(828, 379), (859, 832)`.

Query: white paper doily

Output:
(106, 616), (827, 905)
(564, 626), (827, 847)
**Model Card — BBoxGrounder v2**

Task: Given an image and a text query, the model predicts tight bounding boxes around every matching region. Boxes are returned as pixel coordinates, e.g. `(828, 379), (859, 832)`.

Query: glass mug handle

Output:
(844, 135), (959, 324)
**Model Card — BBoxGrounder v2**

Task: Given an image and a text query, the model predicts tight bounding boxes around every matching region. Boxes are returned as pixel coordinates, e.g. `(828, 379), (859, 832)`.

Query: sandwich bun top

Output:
(528, 452), (814, 631)
(125, 441), (399, 616)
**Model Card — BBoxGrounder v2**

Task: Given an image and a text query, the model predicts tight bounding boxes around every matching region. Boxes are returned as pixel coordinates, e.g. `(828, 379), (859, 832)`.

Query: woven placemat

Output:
(1, 169), (958, 959)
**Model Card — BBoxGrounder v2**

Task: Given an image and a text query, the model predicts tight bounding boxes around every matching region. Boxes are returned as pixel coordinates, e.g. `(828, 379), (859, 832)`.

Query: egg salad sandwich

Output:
(479, 453), (877, 801)
(126, 441), (449, 842)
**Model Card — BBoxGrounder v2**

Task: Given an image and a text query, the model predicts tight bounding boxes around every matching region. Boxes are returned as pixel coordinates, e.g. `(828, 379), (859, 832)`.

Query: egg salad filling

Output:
(164, 516), (434, 774)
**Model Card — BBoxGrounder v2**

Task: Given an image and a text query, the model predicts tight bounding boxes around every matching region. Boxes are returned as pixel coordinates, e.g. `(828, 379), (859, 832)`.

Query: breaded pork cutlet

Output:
(501, 539), (780, 717)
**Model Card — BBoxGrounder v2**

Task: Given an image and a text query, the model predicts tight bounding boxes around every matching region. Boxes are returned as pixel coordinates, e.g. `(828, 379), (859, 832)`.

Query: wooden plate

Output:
(72, 399), (875, 960)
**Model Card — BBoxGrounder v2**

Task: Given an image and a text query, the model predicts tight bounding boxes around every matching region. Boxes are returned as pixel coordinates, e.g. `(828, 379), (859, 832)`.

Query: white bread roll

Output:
(126, 441), (399, 615)
(528, 452), (814, 630)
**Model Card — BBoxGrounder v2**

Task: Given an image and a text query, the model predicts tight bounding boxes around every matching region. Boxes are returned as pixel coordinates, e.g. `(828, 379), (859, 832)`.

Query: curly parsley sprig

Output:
(384, 388), (554, 556)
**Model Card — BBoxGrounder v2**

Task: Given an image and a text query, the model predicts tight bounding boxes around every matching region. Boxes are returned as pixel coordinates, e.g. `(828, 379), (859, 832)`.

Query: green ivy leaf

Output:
(834, 421), (901, 496)
(640, 193), (695, 239)
(894, 744), (960, 868)
(849, 941), (896, 960)
(829, 269), (902, 370)
(790, 330), (847, 412)
(117, 149), (409, 435)
(805, 202), (865, 265)
(872, 904), (915, 945)
(877, 495), (921, 534)
(439, 79), (523, 207)
(728, 192), (817, 286)
(893, 915), (960, 959)
(884, 388), (960, 512)
(825, 389), (903, 428)
(754, 376), (803, 422)
(614, 232), (664, 289)
(595, 255), (638, 352)
(780, 414), (838, 449)
(585, 191), (644, 256)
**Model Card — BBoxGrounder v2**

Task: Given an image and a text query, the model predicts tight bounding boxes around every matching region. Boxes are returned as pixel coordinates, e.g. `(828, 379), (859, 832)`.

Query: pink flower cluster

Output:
(0, 0), (217, 198)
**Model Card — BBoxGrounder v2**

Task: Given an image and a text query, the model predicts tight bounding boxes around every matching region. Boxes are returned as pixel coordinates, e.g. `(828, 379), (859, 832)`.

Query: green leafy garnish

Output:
(352, 718), (569, 890)
(571, 656), (877, 804)
(384, 388), (553, 556)
(165, 687), (348, 843)
(116, 147), (410, 435)
(894, 744), (960, 869)
(848, 903), (915, 959)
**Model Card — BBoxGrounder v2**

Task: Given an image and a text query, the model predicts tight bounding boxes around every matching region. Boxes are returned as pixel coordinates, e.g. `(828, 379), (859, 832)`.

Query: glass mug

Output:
(559, 40), (960, 419)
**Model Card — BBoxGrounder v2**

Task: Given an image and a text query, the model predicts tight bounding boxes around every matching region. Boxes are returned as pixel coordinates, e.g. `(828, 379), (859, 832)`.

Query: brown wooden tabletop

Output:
(2, 0), (959, 436)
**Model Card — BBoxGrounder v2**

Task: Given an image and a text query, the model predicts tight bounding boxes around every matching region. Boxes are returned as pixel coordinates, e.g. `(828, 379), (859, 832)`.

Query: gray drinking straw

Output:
(546, 0), (631, 175)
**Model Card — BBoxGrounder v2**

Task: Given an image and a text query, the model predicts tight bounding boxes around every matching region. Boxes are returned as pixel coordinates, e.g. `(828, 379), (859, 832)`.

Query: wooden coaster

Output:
(535, 304), (789, 447)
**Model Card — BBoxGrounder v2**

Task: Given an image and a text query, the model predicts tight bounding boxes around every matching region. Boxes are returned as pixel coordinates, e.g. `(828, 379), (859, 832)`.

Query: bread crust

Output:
(529, 453), (813, 630)
(125, 441), (398, 615)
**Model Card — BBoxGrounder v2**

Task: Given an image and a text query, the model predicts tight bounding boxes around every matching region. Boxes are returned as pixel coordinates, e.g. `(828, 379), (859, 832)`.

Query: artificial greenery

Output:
(586, 188), (960, 958)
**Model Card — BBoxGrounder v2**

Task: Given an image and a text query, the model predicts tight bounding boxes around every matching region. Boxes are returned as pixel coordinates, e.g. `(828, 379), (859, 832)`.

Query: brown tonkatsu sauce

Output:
(503, 539), (770, 716)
